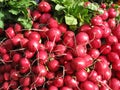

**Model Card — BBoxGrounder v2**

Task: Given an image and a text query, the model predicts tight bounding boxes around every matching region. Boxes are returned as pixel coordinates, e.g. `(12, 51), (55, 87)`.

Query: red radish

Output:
(14, 23), (22, 33)
(112, 60), (120, 71)
(100, 44), (111, 55)
(79, 24), (91, 32)
(108, 8), (116, 18)
(46, 71), (55, 79)
(27, 40), (39, 52)
(58, 23), (67, 33)
(19, 58), (30, 74)
(0, 46), (7, 55)
(83, 55), (93, 67)
(47, 28), (61, 42)
(20, 77), (31, 87)
(63, 36), (74, 47)
(39, 26), (49, 38)
(47, 59), (60, 72)
(74, 45), (87, 57)
(88, 26), (103, 40)
(32, 76), (45, 87)
(25, 50), (35, 59)
(90, 39), (101, 48)
(108, 18), (116, 29)
(60, 86), (72, 90)
(4, 72), (10, 81)
(113, 24), (120, 39)
(10, 80), (18, 89)
(4, 64), (12, 72)
(48, 85), (58, 90)
(112, 43), (120, 55)
(71, 57), (87, 71)
(101, 3), (106, 9)
(12, 53), (22, 63)
(33, 22), (40, 29)
(63, 31), (75, 38)
(0, 74), (4, 83)
(100, 10), (108, 20)
(80, 80), (96, 90)
(75, 69), (88, 82)
(53, 77), (64, 87)
(88, 70), (99, 83)
(2, 54), (10, 62)
(91, 15), (103, 26)
(20, 38), (29, 48)
(3, 39), (13, 50)
(39, 13), (51, 24)
(11, 34), (21, 46)
(32, 64), (47, 76)
(10, 69), (19, 81)
(64, 75), (78, 88)
(64, 62), (74, 75)
(38, 1), (51, 13)
(36, 50), (48, 64)
(45, 41), (55, 52)
(32, 10), (41, 21)
(88, 49), (100, 59)
(53, 44), (66, 55)
(24, 30), (32, 38)
(28, 31), (40, 41)
(2, 81), (9, 90)
(106, 35), (118, 45)
(38, 43), (45, 51)
(109, 78), (120, 90)
(0, 28), (3, 36)
(75, 32), (89, 45)
(63, 52), (73, 61)
(107, 52), (119, 62)
(48, 18), (59, 28)
(102, 26), (111, 38)
(5, 27), (15, 39)
(22, 87), (30, 90)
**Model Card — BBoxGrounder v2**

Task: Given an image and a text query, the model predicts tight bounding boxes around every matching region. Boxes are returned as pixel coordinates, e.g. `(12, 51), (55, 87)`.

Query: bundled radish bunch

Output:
(0, 1), (120, 90)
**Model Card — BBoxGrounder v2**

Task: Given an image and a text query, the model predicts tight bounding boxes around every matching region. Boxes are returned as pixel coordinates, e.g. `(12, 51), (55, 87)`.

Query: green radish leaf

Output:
(18, 17), (32, 29)
(87, 3), (99, 11)
(55, 4), (65, 11)
(65, 15), (77, 25)
(9, 9), (20, 15)
(0, 11), (4, 19)
(0, 20), (4, 28)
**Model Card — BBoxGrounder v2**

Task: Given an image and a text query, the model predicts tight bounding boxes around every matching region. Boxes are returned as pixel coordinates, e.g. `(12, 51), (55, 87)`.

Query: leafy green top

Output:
(0, 0), (37, 29)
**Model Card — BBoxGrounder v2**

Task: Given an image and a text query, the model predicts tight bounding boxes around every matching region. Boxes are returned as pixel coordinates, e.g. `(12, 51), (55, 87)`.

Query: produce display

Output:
(0, 0), (120, 90)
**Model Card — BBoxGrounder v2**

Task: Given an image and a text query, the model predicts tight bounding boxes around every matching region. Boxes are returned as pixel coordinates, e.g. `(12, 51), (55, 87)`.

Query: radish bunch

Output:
(0, 1), (120, 90)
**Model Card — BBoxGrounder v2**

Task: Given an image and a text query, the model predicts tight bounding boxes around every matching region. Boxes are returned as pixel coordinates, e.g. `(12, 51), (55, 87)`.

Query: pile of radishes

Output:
(0, 1), (120, 90)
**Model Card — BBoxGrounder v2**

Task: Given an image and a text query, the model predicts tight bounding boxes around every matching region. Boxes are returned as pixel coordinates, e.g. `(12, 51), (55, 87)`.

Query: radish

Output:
(39, 13), (51, 24)
(88, 49), (100, 59)
(106, 35), (118, 45)
(75, 32), (89, 45)
(48, 85), (58, 90)
(90, 39), (101, 48)
(108, 8), (116, 18)
(47, 28), (61, 42)
(47, 59), (60, 72)
(58, 23), (67, 33)
(60, 86), (72, 90)
(78, 24), (91, 32)
(91, 15), (103, 26)
(32, 64), (47, 76)
(28, 31), (40, 41)
(48, 18), (59, 28)
(5, 27), (15, 39)
(53, 77), (64, 87)
(75, 69), (88, 82)
(25, 50), (35, 59)
(100, 10), (108, 20)
(109, 78), (120, 90)
(14, 23), (22, 33)
(27, 40), (39, 52)
(32, 10), (41, 21)
(80, 80), (96, 90)
(71, 57), (87, 71)
(64, 75), (78, 88)
(38, 1), (51, 13)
